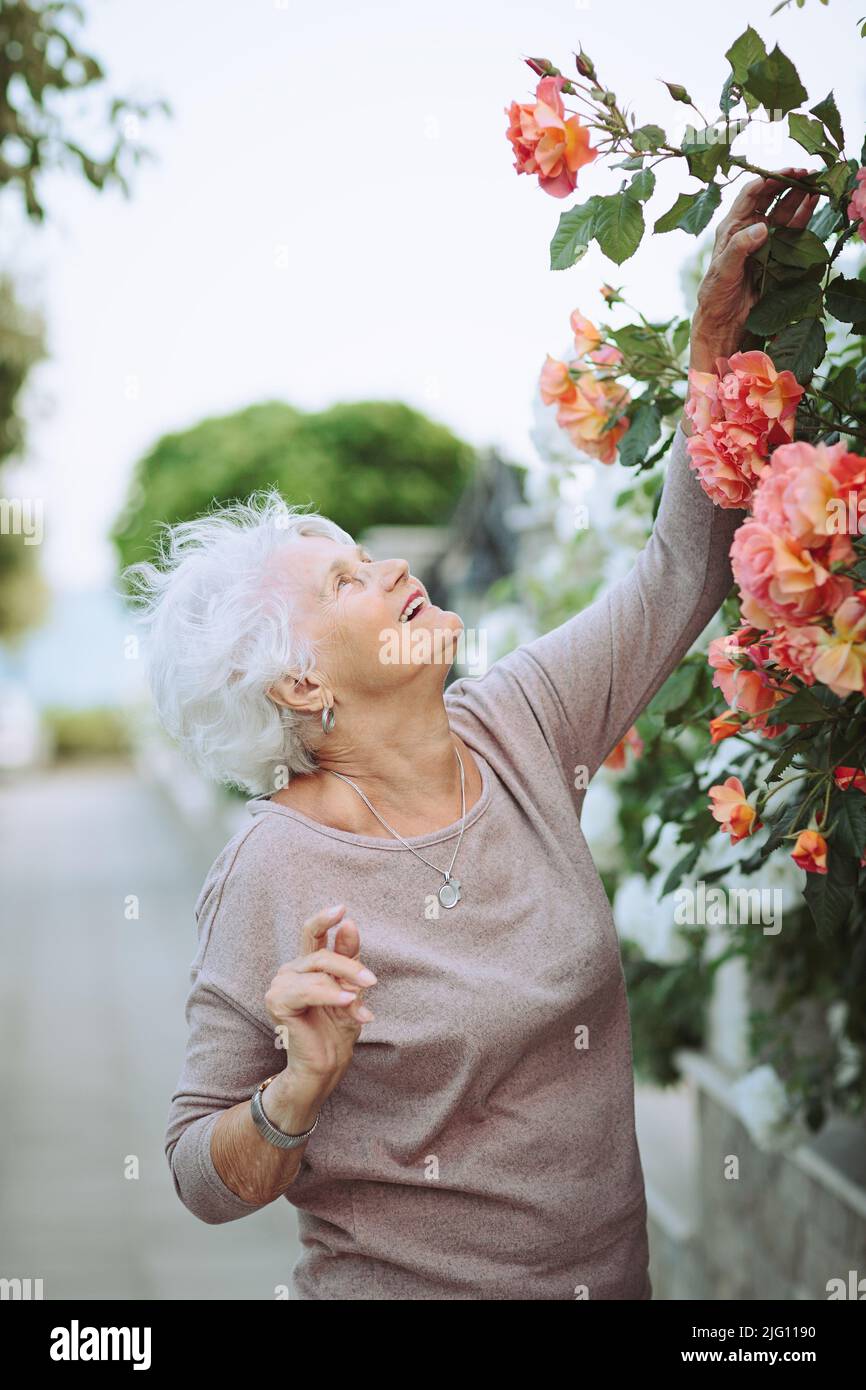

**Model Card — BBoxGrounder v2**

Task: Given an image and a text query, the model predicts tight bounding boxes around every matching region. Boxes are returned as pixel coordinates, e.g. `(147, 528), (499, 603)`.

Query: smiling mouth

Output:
(399, 592), (428, 623)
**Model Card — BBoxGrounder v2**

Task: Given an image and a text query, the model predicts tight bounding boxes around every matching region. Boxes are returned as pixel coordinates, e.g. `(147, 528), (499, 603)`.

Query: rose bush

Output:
(503, 16), (866, 1137)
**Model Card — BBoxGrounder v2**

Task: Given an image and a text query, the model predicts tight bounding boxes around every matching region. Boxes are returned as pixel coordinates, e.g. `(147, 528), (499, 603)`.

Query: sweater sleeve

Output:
(164, 973), (281, 1225)
(449, 422), (748, 789)
(519, 421), (748, 779)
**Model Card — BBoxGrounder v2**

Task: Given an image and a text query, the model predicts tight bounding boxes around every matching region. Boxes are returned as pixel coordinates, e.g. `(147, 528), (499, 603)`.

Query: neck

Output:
(313, 688), (464, 820)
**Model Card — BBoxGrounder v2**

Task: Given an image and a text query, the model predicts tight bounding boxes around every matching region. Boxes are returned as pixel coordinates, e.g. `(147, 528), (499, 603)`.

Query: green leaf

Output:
(719, 73), (738, 117)
(766, 317), (826, 385)
(828, 363), (858, 409)
(654, 183), (721, 235)
(744, 44), (808, 117)
(631, 124), (666, 152)
(767, 226), (829, 270)
(809, 91), (844, 149)
(549, 196), (602, 271)
(808, 201), (843, 239)
(826, 275), (866, 324)
(592, 193), (645, 265)
(610, 324), (672, 379)
(803, 847), (858, 941)
(725, 26), (767, 84)
(745, 278), (823, 335)
(820, 161), (854, 202)
(672, 318), (692, 356)
(659, 843), (701, 898)
(681, 126), (736, 181)
(618, 400), (661, 468)
(788, 113), (833, 157)
(647, 663), (699, 716)
(829, 789), (866, 860)
(770, 687), (836, 723)
(628, 168), (656, 202)
(766, 740), (805, 784)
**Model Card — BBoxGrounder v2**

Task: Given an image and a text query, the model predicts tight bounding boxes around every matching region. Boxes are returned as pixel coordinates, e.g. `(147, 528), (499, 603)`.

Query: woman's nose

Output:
(381, 558), (410, 589)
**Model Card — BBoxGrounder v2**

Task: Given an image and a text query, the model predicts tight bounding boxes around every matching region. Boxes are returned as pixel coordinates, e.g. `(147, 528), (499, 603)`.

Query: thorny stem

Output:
(760, 770), (820, 809)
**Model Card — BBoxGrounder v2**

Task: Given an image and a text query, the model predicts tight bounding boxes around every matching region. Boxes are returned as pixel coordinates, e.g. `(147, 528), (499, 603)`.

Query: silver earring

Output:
(322, 706), (335, 734)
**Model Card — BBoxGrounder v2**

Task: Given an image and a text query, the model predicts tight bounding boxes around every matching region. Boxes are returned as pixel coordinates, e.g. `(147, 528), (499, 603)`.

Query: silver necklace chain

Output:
(325, 746), (466, 909)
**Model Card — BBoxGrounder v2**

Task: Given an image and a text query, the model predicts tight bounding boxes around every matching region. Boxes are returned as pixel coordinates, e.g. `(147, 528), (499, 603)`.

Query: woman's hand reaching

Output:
(689, 167), (820, 380)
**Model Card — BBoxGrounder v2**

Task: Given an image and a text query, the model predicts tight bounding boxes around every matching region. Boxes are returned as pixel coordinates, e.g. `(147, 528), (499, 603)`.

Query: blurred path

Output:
(0, 761), (301, 1299)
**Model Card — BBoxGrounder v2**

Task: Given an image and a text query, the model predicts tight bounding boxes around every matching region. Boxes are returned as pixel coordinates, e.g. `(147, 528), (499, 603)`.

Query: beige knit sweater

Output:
(164, 422), (747, 1299)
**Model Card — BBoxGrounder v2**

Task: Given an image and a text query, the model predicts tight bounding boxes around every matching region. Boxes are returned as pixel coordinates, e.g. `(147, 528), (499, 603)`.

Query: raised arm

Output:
(511, 415), (745, 783)
(451, 170), (819, 786)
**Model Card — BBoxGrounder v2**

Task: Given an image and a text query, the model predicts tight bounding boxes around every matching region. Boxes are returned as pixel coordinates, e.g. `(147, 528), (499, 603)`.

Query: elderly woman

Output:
(136, 171), (816, 1301)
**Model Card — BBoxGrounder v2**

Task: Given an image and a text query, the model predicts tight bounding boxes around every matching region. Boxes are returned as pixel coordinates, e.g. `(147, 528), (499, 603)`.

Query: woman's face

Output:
(273, 534), (464, 700)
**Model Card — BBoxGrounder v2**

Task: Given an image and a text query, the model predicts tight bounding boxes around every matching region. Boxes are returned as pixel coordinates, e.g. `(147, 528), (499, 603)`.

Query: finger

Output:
(333, 917), (362, 963)
(767, 181), (811, 226)
(299, 902), (345, 957)
(274, 971), (361, 1015)
(715, 168), (802, 254)
(713, 222), (769, 285)
(718, 171), (789, 233)
(786, 192), (820, 231)
(299, 942), (377, 988)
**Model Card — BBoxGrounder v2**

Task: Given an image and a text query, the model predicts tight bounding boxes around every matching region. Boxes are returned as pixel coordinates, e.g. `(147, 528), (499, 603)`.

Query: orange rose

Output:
(539, 354), (575, 404)
(570, 310), (601, 357)
(504, 76), (597, 199)
(555, 371), (631, 465)
(603, 724), (644, 770)
(791, 829), (828, 874)
(810, 593), (866, 697)
(709, 710), (740, 743)
(708, 775), (761, 844)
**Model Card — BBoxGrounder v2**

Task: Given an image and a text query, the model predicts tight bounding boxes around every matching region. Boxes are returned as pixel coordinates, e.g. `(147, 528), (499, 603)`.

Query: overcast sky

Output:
(4, 0), (864, 589)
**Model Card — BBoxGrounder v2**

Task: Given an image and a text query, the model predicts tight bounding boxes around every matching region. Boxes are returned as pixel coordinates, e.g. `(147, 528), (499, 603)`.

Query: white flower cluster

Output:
(730, 1065), (809, 1154)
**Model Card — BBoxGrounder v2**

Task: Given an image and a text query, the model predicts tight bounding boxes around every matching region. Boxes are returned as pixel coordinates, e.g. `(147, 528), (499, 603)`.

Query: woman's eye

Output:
(337, 558), (372, 589)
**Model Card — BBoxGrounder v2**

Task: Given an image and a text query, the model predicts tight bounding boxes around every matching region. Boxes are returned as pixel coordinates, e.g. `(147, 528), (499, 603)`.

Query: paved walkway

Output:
(0, 761), (301, 1299)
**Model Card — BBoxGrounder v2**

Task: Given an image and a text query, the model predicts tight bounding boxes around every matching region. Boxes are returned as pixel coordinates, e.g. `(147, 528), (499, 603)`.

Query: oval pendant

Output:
(438, 877), (461, 909)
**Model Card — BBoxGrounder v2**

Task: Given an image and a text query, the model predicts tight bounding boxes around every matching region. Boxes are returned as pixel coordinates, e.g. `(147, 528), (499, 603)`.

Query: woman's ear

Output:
(268, 673), (331, 716)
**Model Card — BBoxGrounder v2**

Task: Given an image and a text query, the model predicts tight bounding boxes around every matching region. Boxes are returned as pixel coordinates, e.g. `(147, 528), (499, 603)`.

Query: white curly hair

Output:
(123, 488), (354, 794)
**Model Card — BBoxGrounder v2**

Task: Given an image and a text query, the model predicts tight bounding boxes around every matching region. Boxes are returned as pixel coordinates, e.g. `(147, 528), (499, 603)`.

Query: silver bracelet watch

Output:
(250, 1073), (320, 1150)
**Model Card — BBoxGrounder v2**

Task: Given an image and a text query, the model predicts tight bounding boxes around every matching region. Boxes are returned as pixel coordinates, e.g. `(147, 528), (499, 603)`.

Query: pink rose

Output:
(539, 354), (575, 404)
(751, 439), (855, 558)
(684, 352), (804, 510)
(730, 521), (854, 628)
(505, 76), (597, 199)
(588, 344), (623, 367)
(810, 593), (866, 696)
(848, 167), (866, 244)
(555, 371), (631, 464)
(686, 424), (768, 509)
(720, 351), (802, 432)
(766, 624), (821, 686)
(570, 310), (601, 357)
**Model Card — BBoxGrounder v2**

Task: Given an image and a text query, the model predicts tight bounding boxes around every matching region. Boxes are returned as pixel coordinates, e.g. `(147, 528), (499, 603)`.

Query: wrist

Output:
(263, 1067), (327, 1134)
(688, 334), (717, 377)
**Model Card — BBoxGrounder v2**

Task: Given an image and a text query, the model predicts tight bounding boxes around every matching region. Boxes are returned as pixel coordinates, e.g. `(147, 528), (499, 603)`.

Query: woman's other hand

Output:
(689, 167), (820, 377)
(265, 903), (377, 1098)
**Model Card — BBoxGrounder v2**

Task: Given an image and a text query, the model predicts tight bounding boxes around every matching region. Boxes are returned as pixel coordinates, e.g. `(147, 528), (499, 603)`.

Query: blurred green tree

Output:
(0, 0), (168, 221)
(0, 276), (47, 638)
(0, 1), (167, 637)
(112, 399), (477, 572)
